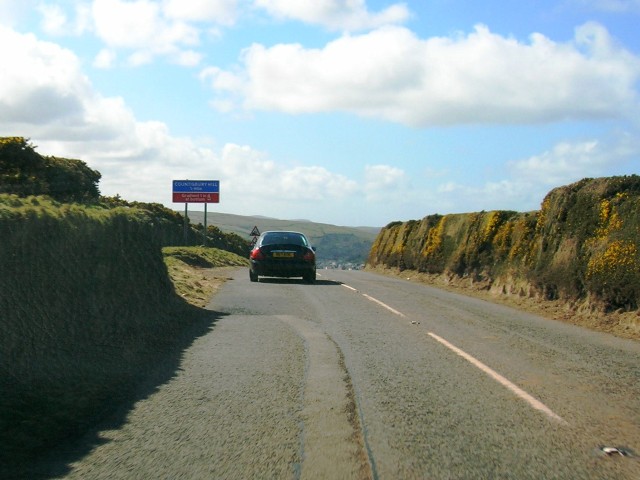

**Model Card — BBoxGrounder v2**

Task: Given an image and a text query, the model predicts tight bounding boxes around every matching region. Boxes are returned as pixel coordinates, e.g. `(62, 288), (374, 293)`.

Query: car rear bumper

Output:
(250, 260), (315, 278)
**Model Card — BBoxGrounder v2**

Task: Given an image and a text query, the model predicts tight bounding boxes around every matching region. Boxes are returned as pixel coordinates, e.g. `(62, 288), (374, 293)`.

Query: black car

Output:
(249, 231), (316, 283)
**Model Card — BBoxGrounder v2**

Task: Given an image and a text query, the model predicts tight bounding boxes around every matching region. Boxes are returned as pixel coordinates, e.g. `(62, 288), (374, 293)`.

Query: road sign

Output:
(173, 180), (219, 192)
(250, 226), (260, 236)
(173, 180), (220, 203)
(172, 192), (219, 203)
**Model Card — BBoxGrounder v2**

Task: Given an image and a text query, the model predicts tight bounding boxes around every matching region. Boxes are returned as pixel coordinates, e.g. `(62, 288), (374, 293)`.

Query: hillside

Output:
(367, 176), (640, 339)
(186, 210), (380, 267)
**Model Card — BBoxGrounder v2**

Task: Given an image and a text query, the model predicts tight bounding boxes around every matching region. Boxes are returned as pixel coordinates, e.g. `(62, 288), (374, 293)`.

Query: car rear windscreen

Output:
(262, 233), (307, 246)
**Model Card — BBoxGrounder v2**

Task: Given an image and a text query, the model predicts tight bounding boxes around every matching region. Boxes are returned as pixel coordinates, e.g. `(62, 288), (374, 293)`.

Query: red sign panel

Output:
(172, 192), (220, 203)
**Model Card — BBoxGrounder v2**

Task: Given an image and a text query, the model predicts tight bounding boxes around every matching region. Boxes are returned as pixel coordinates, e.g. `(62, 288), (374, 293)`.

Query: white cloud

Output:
(31, 0), (237, 66)
(219, 145), (357, 204)
(93, 48), (117, 68)
(2, 10), (637, 226)
(510, 141), (602, 186)
(0, 25), (364, 220)
(254, 0), (410, 31)
(431, 179), (539, 214)
(364, 164), (407, 199)
(162, 0), (238, 25)
(92, 0), (181, 48)
(173, 49), (203, 67)
(205, 23), (640, 126)
(38, 2), (92, 36)
(283, 166), (358, 199)
(91, 0), (203, 65)
(38, 4), (67, 34)
(0, 26), (89, 125)
(430, 134), (640, 215)
(509, 135), (640, 186)
(0, 26), (203, 196)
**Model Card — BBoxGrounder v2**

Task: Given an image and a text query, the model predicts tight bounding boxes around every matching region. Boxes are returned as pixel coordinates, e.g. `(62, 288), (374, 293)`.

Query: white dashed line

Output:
(362, 294), (406, 318)
(341, 284), (358, 292)
(336, 280), (564, 423)
(427, 332), (568, 424)
(339, 284), (405, 318)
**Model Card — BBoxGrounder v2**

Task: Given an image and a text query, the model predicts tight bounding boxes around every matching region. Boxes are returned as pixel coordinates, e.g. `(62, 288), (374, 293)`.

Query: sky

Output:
(1, 0), (639, 227)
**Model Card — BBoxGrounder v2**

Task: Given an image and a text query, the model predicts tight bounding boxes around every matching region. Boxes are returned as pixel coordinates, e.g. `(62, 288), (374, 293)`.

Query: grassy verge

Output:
(162, 247), (249, 307)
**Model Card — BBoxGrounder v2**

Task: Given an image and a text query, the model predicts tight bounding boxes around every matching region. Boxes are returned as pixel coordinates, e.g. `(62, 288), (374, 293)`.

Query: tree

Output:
(0, 137), (101, 202)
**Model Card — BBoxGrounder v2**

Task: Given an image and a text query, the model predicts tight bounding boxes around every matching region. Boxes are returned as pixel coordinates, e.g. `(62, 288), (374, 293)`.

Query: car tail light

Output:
(303, 250), (315, 262)
(250, 248), (265, 260)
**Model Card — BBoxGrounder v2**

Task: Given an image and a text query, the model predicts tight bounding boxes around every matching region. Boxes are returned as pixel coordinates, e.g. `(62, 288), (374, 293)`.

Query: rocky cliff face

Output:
(368, 176), (640, 314)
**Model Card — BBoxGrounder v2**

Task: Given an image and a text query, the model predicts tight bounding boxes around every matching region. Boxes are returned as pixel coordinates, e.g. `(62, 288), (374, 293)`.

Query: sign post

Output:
(250, 225), (260, 248)
(173, 180), (220, 246)
(184, 202), (188, 245)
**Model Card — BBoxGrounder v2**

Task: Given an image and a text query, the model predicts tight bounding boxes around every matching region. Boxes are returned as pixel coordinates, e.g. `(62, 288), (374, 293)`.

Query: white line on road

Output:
(337, 283), (405, 318)
(340, 284), (358, 292)
(427, 332), (568, 424)
(362, 294), (406, 318)
(334, 280), (566, 424)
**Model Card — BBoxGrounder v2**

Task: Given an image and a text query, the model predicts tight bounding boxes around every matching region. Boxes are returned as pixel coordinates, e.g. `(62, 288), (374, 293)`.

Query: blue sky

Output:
(1, 0), (639, 226)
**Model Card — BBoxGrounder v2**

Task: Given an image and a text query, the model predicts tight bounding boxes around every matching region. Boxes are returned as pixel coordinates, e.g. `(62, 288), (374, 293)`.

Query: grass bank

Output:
(368, 176), (640, 338)
(0, 195), (247, 476)
(163, 246), (248, 307)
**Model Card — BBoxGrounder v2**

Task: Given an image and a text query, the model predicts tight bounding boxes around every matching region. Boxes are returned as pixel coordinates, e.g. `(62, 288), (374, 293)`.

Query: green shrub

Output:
(0, 137), (101, 202)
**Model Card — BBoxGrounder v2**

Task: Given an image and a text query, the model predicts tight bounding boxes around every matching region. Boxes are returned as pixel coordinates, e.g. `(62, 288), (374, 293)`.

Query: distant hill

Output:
(185, 211), (380, 267)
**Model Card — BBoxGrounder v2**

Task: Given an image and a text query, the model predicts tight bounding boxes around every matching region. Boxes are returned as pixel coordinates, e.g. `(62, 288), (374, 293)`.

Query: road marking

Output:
(332, 279), (566, 424)
(338, 283), (405, 318)
(331, 279), (566, 424)
(427, 332), (568, 424)
(362, 294), (406, 318)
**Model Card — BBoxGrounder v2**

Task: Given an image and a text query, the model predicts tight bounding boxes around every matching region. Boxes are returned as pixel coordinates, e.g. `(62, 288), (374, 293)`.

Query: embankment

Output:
(367, 176), (640, 339)
(0, 195), (244, 473)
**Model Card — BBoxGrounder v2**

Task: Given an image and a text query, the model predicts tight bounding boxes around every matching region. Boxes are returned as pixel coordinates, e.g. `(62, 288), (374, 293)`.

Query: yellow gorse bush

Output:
(0, 136), (27, 146)
(595, 195), (625, 238)
(587, 240), (639, 279)
(586, 192), (635, 280)
(421, 216), (445, 258)
(483, 211), (501, 242)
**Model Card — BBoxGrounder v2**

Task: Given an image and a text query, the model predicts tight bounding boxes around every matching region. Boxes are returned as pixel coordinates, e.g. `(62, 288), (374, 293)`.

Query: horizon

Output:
(1, 1), (639, 227)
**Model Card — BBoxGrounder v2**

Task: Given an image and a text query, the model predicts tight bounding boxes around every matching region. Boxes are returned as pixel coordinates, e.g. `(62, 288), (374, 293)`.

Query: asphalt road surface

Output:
(39, 269), (640, 479)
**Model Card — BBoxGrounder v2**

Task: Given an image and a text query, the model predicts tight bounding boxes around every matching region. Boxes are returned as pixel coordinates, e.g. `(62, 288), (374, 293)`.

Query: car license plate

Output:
(272, 252), (294, 258)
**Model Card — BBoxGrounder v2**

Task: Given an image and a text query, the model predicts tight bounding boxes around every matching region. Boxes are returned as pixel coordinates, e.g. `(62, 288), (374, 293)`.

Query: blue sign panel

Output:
(173, 180), (219, 193)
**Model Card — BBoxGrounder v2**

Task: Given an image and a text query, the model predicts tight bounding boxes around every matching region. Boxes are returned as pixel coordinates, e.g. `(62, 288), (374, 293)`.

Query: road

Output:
(41, 269), (639, 479)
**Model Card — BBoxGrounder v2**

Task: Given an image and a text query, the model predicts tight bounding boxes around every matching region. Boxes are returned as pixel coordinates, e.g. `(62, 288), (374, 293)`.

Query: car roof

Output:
(261, 230), (306, 236)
